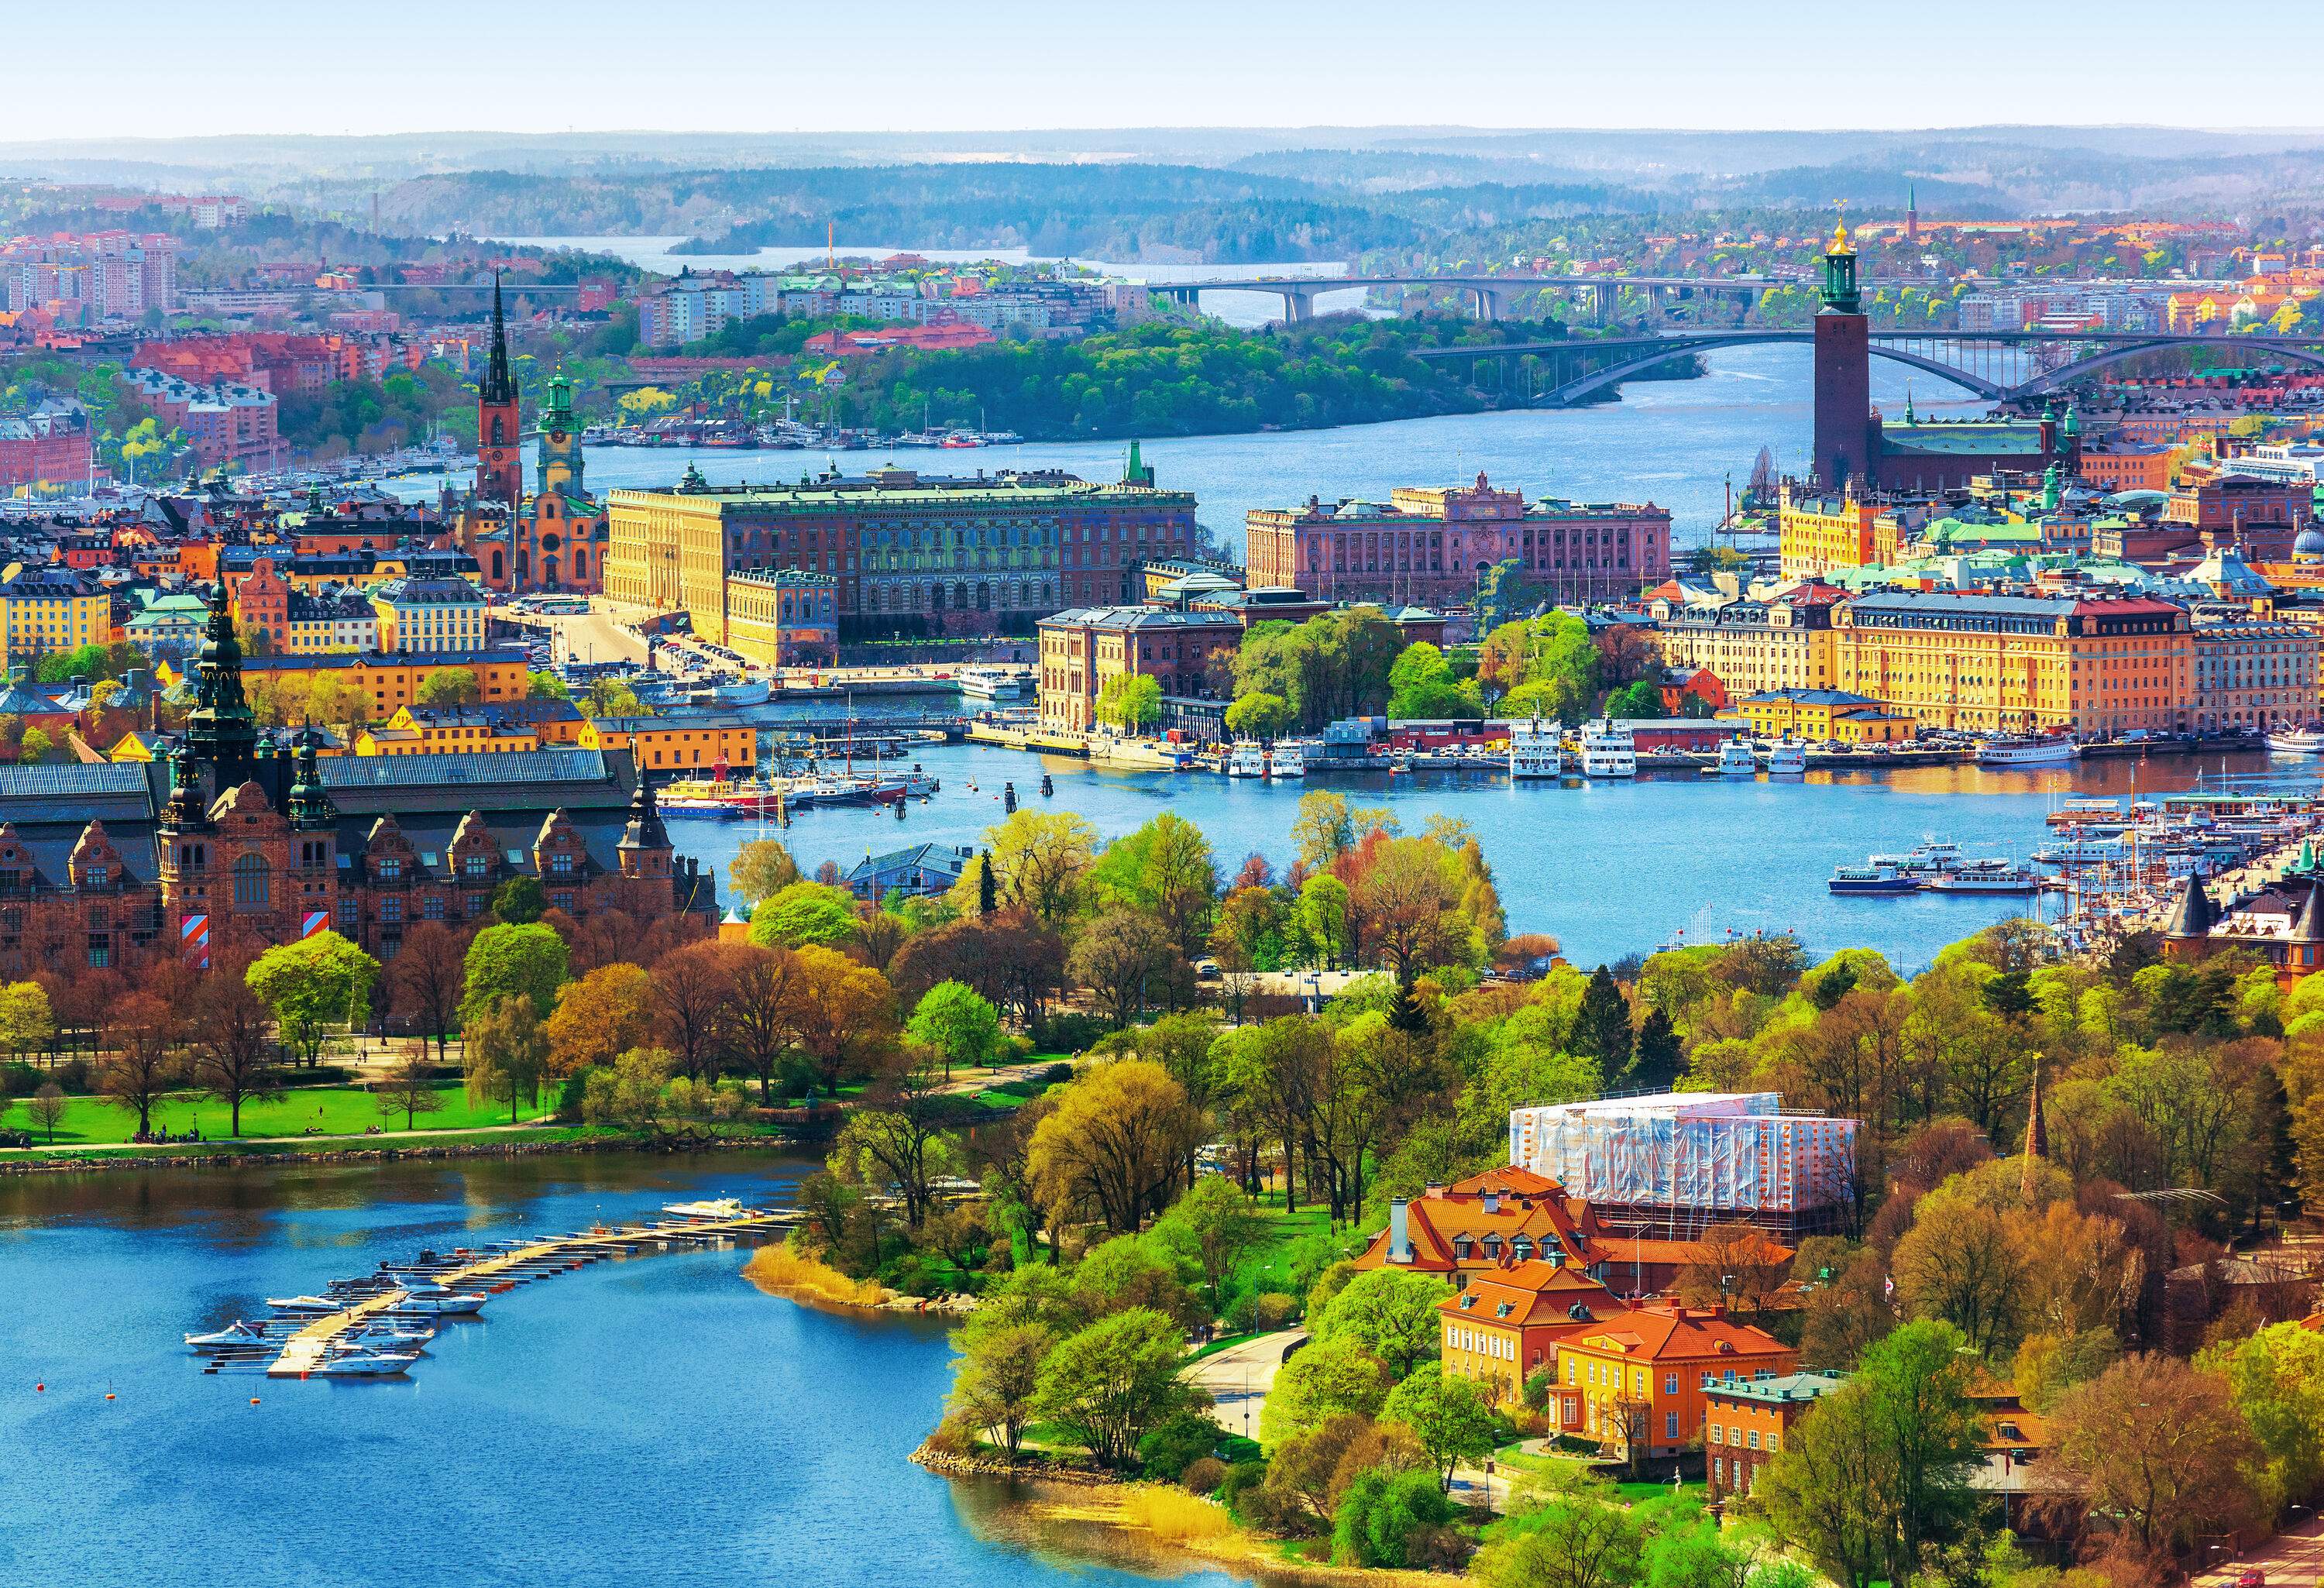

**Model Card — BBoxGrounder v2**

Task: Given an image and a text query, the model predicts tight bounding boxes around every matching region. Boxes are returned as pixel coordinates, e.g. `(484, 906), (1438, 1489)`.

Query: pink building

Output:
(124, 368), (282, 472)
(1244, 473), (1672, 607)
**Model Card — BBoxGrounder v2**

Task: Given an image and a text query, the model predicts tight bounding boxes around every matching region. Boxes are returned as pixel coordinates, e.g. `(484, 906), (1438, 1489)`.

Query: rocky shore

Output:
(909, 1444), (1119, 1486)
(0, 1133), (792, 1177)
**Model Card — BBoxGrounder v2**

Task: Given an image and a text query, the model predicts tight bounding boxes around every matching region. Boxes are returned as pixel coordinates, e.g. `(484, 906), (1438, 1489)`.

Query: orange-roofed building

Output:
(1552, 1304), (1799, 1463)
(1439, 1259), (1628, 1404)
(1356, 1167), (1791, 1299)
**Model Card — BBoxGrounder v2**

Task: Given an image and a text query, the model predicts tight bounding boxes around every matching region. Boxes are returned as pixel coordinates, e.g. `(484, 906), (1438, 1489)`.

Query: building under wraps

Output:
(1508, 1093), (1858, 1236)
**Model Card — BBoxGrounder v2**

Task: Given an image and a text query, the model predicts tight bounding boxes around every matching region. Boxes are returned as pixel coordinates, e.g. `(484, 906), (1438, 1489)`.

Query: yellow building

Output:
(1552, 1307), (1798, 1463)
(1778, 486), (1885, 580)
(159, 648), (532, 719)
(0, 565), (112, 658)
(1833, 590), (2195, 734)
(579, 714), (758, 773)
(370, 576), (489, 654)
(356, 716), (542, 755)
(1648, 583), (1846, 698)
(1731, 688), (1917, 743)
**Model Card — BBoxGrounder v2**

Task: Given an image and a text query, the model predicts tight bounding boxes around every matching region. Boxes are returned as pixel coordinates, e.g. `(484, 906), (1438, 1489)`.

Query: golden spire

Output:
(1827, 204), (1851, 256)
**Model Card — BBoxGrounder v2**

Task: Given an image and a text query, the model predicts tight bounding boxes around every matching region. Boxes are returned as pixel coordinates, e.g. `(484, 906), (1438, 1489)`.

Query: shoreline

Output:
(0, 1131), (798, 1177)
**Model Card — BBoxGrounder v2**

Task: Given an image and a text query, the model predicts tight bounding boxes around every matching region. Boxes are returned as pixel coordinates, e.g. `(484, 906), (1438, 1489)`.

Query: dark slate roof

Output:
(2164, 871), (2216, 938)
(318, 749), (631, 813)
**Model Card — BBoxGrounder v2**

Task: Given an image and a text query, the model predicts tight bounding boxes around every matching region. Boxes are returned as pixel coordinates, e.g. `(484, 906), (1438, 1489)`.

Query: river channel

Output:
(0, 1153), (1251, 1588)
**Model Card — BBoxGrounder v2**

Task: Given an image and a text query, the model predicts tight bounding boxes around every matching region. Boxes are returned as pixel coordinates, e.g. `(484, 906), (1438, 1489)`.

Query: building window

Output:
(422, 895), (445, 920)
(84, 864), (107, 888)
(232, 854), (270, 910)
(87, 935), (108, 968)
(549, 852), (574, 877)
(376, 856), (402, 881)
(1666, 1411), (1679, 1439)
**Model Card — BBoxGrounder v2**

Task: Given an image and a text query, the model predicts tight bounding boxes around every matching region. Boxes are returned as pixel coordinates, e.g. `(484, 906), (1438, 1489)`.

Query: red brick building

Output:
(1244, 473), (1670, 607)
(1703, 1371), (1844, 1504)
(0, 407), (92, 487)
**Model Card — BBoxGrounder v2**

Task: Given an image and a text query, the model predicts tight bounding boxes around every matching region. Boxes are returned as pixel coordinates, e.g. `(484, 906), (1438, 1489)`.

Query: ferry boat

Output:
(1226, 744), (1267, 778)
(2047, 796), (2126, 829)
(1976, 735), (2080, 767)
(955, 667), (1030, 702)
(1265, 744), (1306, 780)
(1830, 863), (1921, 894)
(1577, 719), (1637, 778)
(2266, 724), (2324, 754)
(1923, 860), (2054, 895)
(1715, 739), (1758, 776)
(1765, 737), (1808, 775)
(1509, 719), (1564, 779)
(708, 678), (771, 707)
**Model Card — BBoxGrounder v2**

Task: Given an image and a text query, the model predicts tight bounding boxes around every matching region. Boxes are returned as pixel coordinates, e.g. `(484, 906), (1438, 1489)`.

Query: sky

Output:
(9, 0), (2324, 140)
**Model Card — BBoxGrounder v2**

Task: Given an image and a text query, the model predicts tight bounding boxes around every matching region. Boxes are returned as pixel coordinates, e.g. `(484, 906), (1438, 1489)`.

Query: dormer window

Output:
(1458, 1294), (1475, 1310)
(548, 852), (574, 877)
(463, 854), (489, 877)
(377, 857), (401, 881)
(84, 865), (107, 888)
(1452, 1236), (1473, 1260)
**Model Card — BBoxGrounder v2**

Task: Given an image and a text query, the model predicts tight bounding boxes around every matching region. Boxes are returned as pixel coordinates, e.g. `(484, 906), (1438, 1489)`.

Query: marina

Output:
(188, 1205), (796, 1380)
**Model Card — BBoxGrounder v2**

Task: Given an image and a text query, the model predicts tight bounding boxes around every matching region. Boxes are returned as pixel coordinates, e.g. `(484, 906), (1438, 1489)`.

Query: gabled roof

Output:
(1566, 1305), (1793, 1363)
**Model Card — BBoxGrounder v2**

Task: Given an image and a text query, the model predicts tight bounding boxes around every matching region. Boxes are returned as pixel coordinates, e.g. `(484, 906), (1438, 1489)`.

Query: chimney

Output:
(1387, 1200), (1411, 1264)
(1424, 1182), (1446, 1201)
(1483, 1191), (1501, 1215)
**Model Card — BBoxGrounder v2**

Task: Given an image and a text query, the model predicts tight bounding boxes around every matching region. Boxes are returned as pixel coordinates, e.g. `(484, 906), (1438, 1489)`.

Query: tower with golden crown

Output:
(1812, 217), (1875, 490)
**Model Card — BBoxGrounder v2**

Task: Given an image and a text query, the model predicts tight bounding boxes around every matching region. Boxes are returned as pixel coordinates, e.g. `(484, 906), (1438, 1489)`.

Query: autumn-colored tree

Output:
(463, 995), (548, 1122)
(2050, 1353), (2264, 1559)
(388, 920), (467, 1060)
(968, 809), (1098, 926)
(544, 961), (653, 1078)
(1891, 1194), (2024, 1356)
(1675, 1223), (1793, 1318)
(1070, 906), (1177, 1030)
(651, 938), (739, 1082)
(1027, 1058), (1202, 1233)
(187, 961), (277, 1136)
(727, 838), (802, 908)
(374, 1041), (444, 1132)
(101, 990), (183, 1137)
(721, 943), (809, 1101)
(787, 944), (899, 1097)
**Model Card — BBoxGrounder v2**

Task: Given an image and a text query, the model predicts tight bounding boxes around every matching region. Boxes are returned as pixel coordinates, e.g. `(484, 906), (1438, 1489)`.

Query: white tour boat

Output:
(2266, 724), (2324, 754)
(1226, 744), (1267, 778)
(1265, 744), (1306, 779)
(1716, 739), (1758, 776)
(1577, 718), (1637, 778)
(1976, 735), (2081, 767)
(1765, 737), (1809, 775)
(1508, 719), (1564, 779)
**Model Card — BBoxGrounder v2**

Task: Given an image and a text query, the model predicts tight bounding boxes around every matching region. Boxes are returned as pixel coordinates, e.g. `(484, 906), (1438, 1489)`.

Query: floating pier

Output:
(211, 1208), (796, 1380)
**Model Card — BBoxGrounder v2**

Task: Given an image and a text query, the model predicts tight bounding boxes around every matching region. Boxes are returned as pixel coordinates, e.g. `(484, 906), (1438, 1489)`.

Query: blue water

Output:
(0, 1154), (1246, 1588)
(675, 741), (2298, 976)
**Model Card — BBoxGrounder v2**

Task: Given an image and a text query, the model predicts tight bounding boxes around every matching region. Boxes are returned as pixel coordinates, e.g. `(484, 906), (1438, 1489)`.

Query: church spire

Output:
(184, 582), (257, 788)
(482, 271), (517, 407)
(2021, 1058), (2048, 1199)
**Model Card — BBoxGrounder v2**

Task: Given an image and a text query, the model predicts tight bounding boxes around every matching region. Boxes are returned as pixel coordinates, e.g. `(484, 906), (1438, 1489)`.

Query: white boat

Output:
(1716, 739), (1758, 776)
(2266, 724), (2324, 754)
(387, 1284), (486, 1315)
(665, 1198), (748, 1219)
(1765, 737), (1808, 775)
(955, 667), (1030, 702)
(1577, 718), (1637, 778)
(1831, 863), (1921, 894)
(1265, 744), (1306, 780)
(1977, 735), (2080, 767)
(1923, 860), (2052, 895)
(1226, 744), (1267, 778)
(709, 679), (771, 706)
(310, 1350), (420, 1377)
(185, 1319), (276, 1350)
(266, 1295), (348, 1315)
(1508, 718), (1564, 779)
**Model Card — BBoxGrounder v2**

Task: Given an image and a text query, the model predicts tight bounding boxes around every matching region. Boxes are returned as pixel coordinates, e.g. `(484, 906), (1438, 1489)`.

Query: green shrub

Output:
(1138, 1412), (1226, 1480)
(1331, 1466), (1455, 1568)
(1215, 1458), (1269, 1511)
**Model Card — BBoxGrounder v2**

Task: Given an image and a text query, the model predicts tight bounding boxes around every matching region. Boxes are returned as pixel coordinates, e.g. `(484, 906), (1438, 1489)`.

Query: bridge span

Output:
(1408, 328), (2324, 407)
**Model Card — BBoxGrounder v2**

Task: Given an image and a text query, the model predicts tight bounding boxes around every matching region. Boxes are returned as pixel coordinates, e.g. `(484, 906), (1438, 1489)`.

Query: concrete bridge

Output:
(1408, 328), (2324, 406)
(1142, 271), (1930, 325)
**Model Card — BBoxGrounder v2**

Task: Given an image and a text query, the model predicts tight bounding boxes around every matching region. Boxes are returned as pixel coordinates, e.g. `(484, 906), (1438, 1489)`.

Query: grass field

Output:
(3, 1084), (531, 1146)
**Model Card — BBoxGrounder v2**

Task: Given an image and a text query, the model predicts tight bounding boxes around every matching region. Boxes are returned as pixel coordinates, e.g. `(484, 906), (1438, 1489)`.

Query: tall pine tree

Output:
(1573, 964), (1633, 1080)
(976, 849), (998, 917)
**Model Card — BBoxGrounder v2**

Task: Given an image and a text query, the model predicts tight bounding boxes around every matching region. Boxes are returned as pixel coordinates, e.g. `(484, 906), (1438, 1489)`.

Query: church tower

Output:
(538, 371), (584, 500)
(476, 273), (524, 505)
(1812, 218), (1875, 490)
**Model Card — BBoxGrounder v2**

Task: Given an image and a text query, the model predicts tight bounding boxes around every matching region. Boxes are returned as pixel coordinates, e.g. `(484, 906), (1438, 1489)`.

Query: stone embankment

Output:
(909, 1444), (1118, 1485)
(0, 1133), (790, 1177)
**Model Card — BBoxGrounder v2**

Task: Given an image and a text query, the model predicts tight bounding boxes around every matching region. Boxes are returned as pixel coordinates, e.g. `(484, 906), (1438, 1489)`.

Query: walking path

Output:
(1185, 1329), (1305, 1445)
(2192, 1515), (2324, 1588)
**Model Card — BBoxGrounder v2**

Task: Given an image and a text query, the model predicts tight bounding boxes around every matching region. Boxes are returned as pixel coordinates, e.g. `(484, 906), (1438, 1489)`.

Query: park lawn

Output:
(19, 1124), (627, 1163)
(6, 1084), (528, 1146)
(1230, 1205), (1361, 1304)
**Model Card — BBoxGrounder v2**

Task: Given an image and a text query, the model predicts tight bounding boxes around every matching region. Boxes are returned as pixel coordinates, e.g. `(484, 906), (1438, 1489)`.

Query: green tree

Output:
(2202, 1320), (2324, 1506)
(526, 670), (570, 700)
(1386, 641), (1484, 720)
(1151, 1174), (1266, 1316)
(1310, 1268), (1451, 1378)
(463, 994), (548, 1122)
(491, 875), (546, 924)
(727, 838), (803, 909)
(749, 882), (861, 948)
(1605, 679), (1663, 719)
(246, 930), (380, 1067)
(459, 922), (570, 1024)
(415, 667), (483, 707)
(1381, 1363), (1497, 1490)
(1572, 966), (1632, 1075)
(1474, 1487), (1644, 1588)
(947, 1319), (1054, 1457)
(1032, 1306), (1204, 1468)
(1332, 1466), (1457, 1569)
(1260, 1332), (1390, 1445)
(905, 980), (1003, 1081)
(1094, 672), (1163, 732)
(1223, 690), (1294, 741)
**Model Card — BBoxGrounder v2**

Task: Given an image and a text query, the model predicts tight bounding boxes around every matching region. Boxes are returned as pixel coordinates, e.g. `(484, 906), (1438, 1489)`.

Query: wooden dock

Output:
(264, 1208), (794, 1377)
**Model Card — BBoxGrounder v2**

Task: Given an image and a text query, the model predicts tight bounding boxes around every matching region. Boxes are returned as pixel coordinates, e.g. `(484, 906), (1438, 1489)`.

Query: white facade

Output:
(1508, 1092), (1858, 1218)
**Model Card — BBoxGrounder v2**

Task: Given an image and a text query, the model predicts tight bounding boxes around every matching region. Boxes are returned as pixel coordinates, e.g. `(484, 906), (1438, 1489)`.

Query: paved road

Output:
(1187, 1328), (1305, 1445)
(2193, 1515), (2324, 1588)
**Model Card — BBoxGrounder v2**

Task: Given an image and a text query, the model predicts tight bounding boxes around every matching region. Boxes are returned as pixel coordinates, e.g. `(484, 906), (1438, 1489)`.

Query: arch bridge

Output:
(1410, 330), (2324, 407)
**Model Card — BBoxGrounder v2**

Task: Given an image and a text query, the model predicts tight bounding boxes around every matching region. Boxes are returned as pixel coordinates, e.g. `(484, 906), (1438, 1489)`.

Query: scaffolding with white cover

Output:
(1508, 1092), (1858, 1236)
